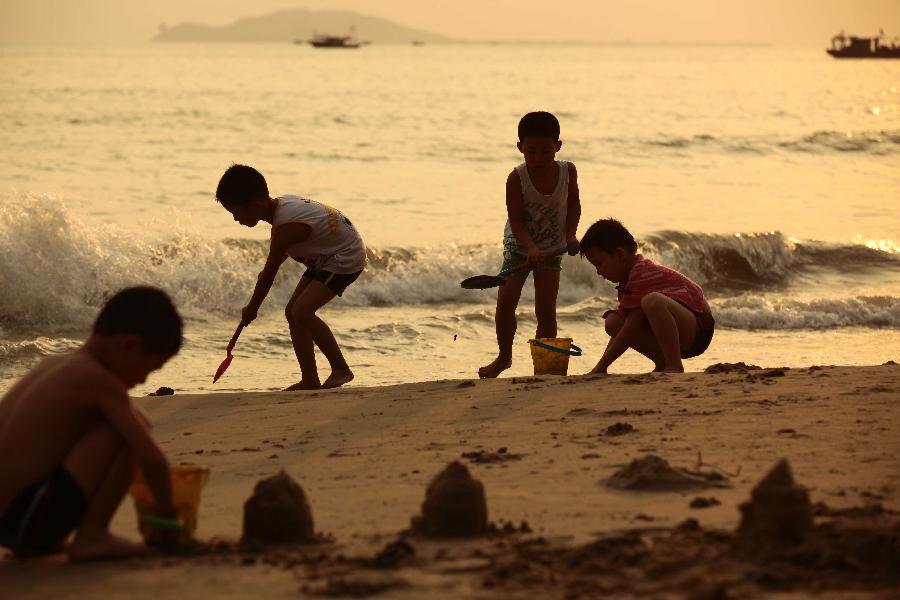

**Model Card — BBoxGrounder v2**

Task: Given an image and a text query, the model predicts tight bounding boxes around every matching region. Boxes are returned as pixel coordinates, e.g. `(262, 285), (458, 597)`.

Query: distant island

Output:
(154, 9), (452, 44)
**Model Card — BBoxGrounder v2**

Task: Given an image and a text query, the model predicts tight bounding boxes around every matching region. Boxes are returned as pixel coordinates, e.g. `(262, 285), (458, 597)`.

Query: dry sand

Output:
(2, 364), (898, 599)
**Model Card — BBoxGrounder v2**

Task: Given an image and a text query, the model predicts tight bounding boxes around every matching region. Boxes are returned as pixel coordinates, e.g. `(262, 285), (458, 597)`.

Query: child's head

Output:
(517, 111), (562, 169)
(216, 164), (270, 227)
(92, 286), (183, 387)
(579, 219), (639, 283)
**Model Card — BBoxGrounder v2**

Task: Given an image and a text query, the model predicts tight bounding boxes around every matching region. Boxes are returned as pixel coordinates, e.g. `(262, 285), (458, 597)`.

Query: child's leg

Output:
(285, 278), (321, 390)
(63, 422), (145, 561)
(639, 293), (698, 373)
(286, 279), (353, 389)
(478, 274), (527, 378)
(532, 267), (560, 339)
(604, 311), (666, 371)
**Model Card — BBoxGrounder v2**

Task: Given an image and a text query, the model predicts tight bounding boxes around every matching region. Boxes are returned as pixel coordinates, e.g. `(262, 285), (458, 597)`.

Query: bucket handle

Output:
(531, 339), (582, 357)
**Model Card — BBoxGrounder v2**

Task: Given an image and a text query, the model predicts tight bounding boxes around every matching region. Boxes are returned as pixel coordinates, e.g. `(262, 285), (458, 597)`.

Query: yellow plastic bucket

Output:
(529, 338), (582, 376)
(130, 464), (210, 544)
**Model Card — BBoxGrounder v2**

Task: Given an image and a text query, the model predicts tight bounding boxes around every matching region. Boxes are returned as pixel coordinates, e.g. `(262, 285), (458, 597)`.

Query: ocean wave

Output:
(612, 129), (900, 156)
(642, 231), (900, 292)
(712, 295), (900, 330)
(0, 195), (264, 331)
(335, 294), (900, 340)
(0, 337), (81, 360)
(2, 197), (898, 333)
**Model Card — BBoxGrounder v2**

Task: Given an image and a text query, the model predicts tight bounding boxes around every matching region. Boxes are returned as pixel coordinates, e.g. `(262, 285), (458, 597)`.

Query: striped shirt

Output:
(617, 255), (709, 315)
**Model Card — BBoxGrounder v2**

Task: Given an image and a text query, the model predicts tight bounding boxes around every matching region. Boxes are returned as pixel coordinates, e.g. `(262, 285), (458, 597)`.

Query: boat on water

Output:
(308, 34), (361, 49)
(827, 31), (900, 58)
(295, 29), (368, 49)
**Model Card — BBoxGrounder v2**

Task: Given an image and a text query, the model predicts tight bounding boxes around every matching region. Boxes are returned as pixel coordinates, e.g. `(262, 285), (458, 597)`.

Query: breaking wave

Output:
(1, 198), (898, 334)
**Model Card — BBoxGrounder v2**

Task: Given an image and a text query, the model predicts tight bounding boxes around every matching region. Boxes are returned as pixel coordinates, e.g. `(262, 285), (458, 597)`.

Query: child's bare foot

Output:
(285, 379), (321, 391)
(322, 368), (354, 389)
(478, 356), (512, 379)
(67, 533), (147, 562)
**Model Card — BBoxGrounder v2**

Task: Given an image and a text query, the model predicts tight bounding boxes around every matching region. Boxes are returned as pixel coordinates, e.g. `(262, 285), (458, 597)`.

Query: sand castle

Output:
(413, 461), (488, 537)
(732, 458), (813, 556)
(241, 471), (315, 545)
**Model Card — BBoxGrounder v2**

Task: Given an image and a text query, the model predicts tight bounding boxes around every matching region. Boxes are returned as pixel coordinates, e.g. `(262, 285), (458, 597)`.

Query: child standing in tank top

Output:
(216, 164), (366, 390)
(479, 112), (582, 378)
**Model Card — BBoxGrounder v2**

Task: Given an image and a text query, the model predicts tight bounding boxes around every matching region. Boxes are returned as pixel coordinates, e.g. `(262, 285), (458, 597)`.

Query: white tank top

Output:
(502, 161), (569, 255)
(272, 195), (367, 274)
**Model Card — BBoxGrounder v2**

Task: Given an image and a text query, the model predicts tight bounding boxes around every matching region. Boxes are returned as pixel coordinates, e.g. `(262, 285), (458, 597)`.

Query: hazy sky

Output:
(1, 0), (898, 45)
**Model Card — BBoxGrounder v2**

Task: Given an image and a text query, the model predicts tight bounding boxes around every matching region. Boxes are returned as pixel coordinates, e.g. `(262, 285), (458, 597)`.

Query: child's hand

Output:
(588, 364), (608, 375)
(566, 238), (580, 255)
(526, 246), (542, 268)
(241, 305), (258, 326)
(143, 511), (183, 548)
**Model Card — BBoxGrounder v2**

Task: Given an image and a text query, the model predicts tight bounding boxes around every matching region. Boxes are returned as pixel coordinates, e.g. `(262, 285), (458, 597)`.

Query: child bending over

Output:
(580, 219), (714, 373)
(216, 164), (366, 390)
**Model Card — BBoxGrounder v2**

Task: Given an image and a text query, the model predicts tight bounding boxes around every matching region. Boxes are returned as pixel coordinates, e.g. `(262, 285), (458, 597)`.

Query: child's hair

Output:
(579, 219), (639, 255)
(518, 111), (560, 141)
(94, 286), (183, 356)
(216, 164), (269, 205)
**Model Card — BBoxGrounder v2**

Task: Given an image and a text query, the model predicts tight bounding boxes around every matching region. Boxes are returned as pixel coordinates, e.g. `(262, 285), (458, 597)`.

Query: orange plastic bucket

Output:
(529, 338), (582, 376)
(129, 464), (210, 544)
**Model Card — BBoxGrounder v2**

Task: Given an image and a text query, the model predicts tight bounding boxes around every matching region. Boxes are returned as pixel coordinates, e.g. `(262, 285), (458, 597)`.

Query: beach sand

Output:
(2, 364), (898, 598)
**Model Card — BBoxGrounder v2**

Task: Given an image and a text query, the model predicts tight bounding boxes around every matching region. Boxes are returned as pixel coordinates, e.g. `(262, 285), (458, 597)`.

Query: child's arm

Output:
(565, 163), (581, 255)
(591, 309), (644, 374)
(241, 223), (312, 325)
(96, 390), (175, 516)
(505, 170), (541, 266)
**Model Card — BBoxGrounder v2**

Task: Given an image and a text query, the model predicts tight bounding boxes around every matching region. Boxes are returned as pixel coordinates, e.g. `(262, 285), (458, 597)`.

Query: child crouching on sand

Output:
(580, 219), (714, 373)
(0, 287), (181, 560)
(216, 164), (366, 390)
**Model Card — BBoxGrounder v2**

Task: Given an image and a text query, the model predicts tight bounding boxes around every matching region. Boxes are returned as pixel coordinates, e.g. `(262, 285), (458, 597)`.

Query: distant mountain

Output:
(154, 9), (452, 44)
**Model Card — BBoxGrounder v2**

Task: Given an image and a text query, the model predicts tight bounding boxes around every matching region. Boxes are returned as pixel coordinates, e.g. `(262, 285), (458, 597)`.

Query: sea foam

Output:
(2, 196), (898, 334)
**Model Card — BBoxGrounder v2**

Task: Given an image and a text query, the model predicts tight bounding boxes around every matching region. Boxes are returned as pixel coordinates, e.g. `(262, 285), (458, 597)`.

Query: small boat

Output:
(827, 30), (900, 58)
(296, 28), (368, 49)
(308, 34), (361, 49)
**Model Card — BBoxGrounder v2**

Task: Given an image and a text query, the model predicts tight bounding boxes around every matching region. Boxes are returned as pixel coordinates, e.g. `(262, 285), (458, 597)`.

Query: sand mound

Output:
(241, 470), (315, 545)
(413, 461), (488, 538)
(732, 459), (812, 557)
(606, 455), (729, 491)
(605, 422), (635, 436)
(704, 362), (761, 374)
(370, 539), (416, 569)
(461, 447), (524, 464)
(483, 509), (900, 597)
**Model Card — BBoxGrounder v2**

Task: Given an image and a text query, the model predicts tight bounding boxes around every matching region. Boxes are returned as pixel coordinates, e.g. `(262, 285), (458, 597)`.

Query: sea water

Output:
(1, 43), (898, 394)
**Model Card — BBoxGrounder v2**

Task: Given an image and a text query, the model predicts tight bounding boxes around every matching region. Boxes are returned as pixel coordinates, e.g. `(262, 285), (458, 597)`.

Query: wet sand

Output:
(1, 364), (898, 598)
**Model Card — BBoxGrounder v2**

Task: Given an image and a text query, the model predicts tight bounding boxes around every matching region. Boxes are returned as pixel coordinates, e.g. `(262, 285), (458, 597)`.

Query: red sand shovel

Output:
(212, 323), (244, 383)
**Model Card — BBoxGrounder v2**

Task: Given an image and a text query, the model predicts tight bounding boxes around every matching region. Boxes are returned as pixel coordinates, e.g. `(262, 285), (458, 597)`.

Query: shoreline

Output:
(2, 364), (898, 597)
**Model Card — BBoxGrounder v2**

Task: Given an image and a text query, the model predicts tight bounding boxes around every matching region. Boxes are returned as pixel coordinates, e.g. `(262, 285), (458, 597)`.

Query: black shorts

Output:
(683, 311), (715, 359)
(302, 267), (362, 296)
(0, 466), (88, 555)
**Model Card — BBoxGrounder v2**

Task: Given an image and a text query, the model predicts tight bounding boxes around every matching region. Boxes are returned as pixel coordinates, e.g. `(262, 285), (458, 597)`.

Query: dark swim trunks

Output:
(0, 466), (88, 555)
(682, 311), (715, 359)
(500, 252), (564, 279)
(301, 266), (362, 296)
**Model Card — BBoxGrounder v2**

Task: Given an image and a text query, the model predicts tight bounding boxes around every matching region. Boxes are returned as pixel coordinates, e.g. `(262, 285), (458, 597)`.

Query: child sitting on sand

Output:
(216, 164), (366, 390)
(0, 287), (181, 560)
(479, 111), (581, 378)
(580, 219), (714, 373)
